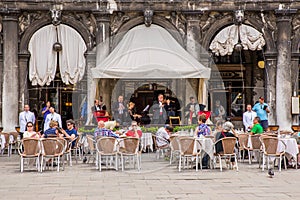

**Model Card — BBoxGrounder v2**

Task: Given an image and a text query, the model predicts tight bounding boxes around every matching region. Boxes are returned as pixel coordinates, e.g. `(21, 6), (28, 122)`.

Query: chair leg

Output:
(248, 150), (251, 164)
(20, 157), (23, 172)
(235, 154), (239, 172)
(262, 154), (265, 171)
(121, 154), (124, 172)
(179, 155), (182, 172)
(196, 155), (198, 172)
(219, 155), (222, 172)
(115, 154), (118, 171)
(99, 154), (102, 172)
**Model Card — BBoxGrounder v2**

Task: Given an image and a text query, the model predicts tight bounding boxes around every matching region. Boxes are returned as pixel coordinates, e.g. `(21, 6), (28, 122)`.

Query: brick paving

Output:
(0, 153), (299, 200)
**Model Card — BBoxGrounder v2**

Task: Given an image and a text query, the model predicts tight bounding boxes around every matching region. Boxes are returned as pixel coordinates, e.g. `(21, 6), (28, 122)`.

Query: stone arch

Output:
(202, 14), (275, 52)
(20, 14), (92, 53)
(113, 16), (184, 48)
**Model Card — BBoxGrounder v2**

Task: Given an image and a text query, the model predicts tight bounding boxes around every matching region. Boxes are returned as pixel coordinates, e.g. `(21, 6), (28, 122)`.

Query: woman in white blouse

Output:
(23, 122), (40, 138)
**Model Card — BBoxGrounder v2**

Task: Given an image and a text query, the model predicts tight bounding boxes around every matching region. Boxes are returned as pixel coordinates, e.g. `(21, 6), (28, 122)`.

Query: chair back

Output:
(178, 137), (195, 155)
(263, 131), (278, 137)
(56, 138), (67, 154)
(1, 132), (10, 147)
(169, 135), (179, 151)
(21, 138), (40, 156)
(250, 135), (262, 150)
(96, 137), (116, 154)
(237, 134), (248, 149)
(41, 138), (64, 156)
(86, 135), (95, 152)
(9, 132), (19, 143)
(268, 125), (279, 131)
(291, 125), (300, 132)
(221, 137), (236, 154)
(123, 137), (139, 154)
(261, 136), (278, 154)
(279, 131), (293, 136)
(169, 116), (180, 126)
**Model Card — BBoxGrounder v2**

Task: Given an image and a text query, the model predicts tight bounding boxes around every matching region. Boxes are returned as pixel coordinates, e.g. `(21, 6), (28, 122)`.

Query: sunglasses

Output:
(67, 123), (72, 126)
(27, 125), (33, 127)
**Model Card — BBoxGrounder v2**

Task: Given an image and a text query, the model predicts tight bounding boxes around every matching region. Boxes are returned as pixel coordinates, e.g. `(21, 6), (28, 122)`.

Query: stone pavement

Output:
(0, 153), (299, 200)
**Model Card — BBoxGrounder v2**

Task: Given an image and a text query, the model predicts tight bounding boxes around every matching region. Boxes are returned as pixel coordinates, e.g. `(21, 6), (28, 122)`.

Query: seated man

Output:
(94, 120), (119, 138)
(155, 126), (173, 148)
(250, 117), (264, 135)
(126, 121), (142, 138)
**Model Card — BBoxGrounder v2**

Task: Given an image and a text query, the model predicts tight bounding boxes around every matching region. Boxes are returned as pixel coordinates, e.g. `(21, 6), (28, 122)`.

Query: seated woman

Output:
(215, 121), (238, 166)
(126, 121), (142, 138)
(194, 114), (211, 137)
(23, 121), (40, 138)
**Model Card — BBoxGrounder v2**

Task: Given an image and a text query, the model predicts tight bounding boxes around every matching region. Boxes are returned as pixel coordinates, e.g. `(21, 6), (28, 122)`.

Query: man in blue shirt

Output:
(252, 96), (270, 131)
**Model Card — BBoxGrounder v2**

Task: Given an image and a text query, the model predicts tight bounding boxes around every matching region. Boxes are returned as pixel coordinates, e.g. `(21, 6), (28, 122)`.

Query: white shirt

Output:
(243, 111), (257, 131)
(44, 112), (62, 131)
(19, 111), (36, 132)
(155, 127), (170, 147)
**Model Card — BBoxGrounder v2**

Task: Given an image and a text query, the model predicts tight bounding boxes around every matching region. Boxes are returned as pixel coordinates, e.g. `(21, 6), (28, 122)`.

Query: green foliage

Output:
(141, 126), (159, 133)
(173, 124), (197, 132)
(78, 127), (95, 133)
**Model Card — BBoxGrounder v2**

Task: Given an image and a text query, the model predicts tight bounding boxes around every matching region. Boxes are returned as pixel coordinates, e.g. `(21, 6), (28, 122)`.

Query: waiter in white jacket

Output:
(243, 104), (257, 132)
(44, 107), (62, 132)
(19, 104), (36, 139)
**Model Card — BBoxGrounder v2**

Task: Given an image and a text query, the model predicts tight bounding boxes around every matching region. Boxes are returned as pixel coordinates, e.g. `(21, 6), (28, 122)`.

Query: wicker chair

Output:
(86, 135), (97, 165)
(152, 134), (170, 159)
(249, 134), (263, 166)
(169, 135), (180, 164)
(214, 137), (238, 172)
(18, 138), (41, 172)
(119, 137), (140, 171)
(40, 138), (65, 172)
(0, 132), (11, 156)
(237, 134), (249, 163)
(178, 137), (201, 171)
(96, 137), (118, 171)
(260, 136), (287, 171)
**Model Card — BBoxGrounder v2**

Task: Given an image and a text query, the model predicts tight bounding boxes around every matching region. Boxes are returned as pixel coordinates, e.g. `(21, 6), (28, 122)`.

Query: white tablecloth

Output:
(193, 137), (214, 159)
(141, 132), (153, 152)
(278, 138), (299, 160)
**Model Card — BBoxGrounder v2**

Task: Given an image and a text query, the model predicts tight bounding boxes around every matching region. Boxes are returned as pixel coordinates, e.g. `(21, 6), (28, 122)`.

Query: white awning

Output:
(28, 24), (87, 86)
(92, 24), (211, 79)
(209, 24), (265, 56)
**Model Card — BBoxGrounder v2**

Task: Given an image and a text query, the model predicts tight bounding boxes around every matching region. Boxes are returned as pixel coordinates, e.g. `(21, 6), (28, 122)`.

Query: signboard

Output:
(291, 96), (300, 114)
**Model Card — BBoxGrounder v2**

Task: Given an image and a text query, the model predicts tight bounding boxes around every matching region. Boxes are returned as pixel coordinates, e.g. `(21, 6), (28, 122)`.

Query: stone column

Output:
(275, 13), (294, 131)
(264, 52), (277, 125)
(18, 51), (30, 109)
(0, 50), (2, 127)
(1, 11), (19, 132)
(95, 13), (111, 113)
(291, 53), (300, 124)
(85, 12), (111, 125)
(86, 51), (96, 125)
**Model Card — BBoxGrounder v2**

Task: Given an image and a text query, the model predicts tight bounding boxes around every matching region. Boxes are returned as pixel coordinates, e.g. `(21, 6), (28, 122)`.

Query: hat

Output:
(222, 121), (234, 131)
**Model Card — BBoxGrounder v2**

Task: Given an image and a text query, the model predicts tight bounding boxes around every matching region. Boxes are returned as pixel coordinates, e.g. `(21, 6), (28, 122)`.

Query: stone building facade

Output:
(0, 0), (300, 131)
